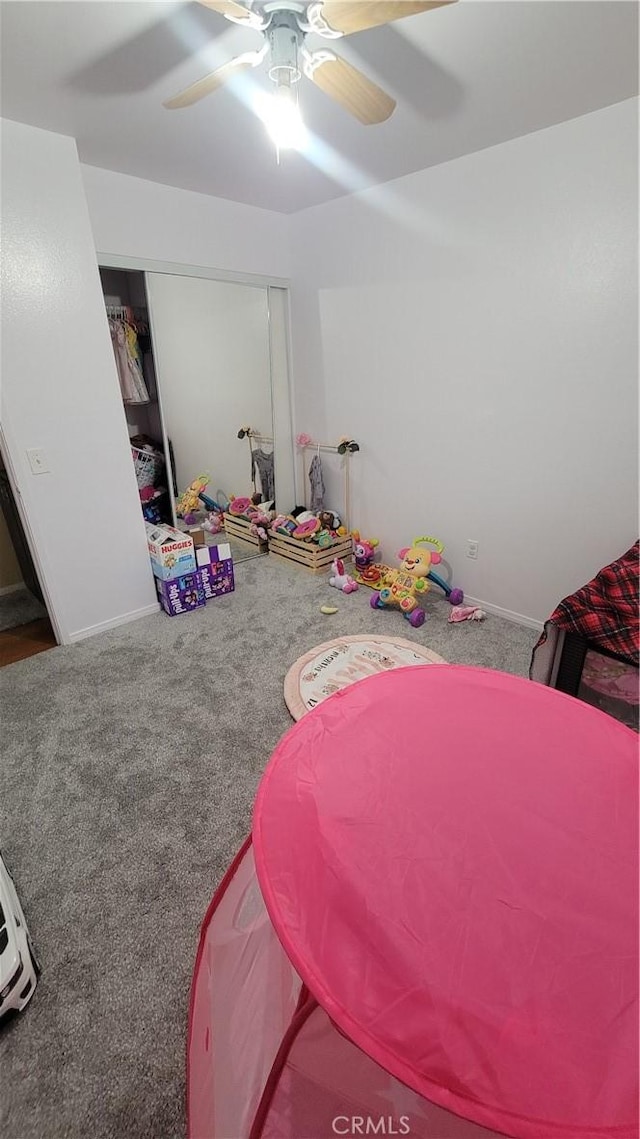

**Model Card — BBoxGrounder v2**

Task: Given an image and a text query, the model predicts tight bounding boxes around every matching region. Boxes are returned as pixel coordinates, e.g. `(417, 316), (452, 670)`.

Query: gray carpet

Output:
(0, 557), (537, 1139)
(0, 586), (47, 631)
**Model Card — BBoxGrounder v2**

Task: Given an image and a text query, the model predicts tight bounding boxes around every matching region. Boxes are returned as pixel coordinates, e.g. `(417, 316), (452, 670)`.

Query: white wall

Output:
(289, 99), (639, 626)
(145, 274), (273, 502)
(81, 165), (291, 281)
(0, 120), (158, 642)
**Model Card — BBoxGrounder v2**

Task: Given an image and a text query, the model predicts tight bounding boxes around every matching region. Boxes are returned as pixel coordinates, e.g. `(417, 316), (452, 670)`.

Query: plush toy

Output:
(176, 474), (210, 518)
(293, 517), (321, 541)
(329, 558), (359, 594)
(249, 512), (271, 544)
(370, 536), (445, 628)
(203, 510), (224, 535)
(272, 514), (296, 536)
(317, 529), (334, 549)
(228, 496), (253, 517)
(318, 509), (342, 533)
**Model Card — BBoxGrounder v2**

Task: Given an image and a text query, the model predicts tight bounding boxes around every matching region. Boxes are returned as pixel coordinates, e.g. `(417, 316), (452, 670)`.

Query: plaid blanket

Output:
(543, 542), (639, 665)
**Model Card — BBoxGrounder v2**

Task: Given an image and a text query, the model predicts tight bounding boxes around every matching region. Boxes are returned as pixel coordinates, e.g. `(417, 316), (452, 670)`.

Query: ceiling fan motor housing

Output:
(267, 13), (304, 87)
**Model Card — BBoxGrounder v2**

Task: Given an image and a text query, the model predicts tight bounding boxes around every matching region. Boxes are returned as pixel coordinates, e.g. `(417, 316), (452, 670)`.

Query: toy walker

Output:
(370, 536), (464, 627)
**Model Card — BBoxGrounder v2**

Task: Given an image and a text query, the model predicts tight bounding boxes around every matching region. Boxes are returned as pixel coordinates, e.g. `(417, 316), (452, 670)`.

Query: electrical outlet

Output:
(466, 539), (479, 560)
(26, 448), (50, 475)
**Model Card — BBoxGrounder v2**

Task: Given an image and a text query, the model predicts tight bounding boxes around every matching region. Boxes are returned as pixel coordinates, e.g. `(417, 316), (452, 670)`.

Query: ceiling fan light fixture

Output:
(264, 83), (306, 150)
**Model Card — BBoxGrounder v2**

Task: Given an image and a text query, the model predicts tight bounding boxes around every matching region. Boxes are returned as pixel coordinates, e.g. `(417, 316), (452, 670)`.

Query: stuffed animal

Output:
(370, 536), (445, 628)
(319, 510), (342, 533)
(249, 512), (271, 544)
(329, 558), (359, 594)
(202, 510), (224, 535)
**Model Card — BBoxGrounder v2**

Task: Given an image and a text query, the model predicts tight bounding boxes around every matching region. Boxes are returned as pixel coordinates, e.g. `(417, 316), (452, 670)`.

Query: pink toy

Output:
(329, 558), (358, 594)
(250, 512), (270, 543)
(228, 496), (253, 517)
(293, 517), (321, 540)
(351, 531), (379, 571)
(202, 511), (224, 535)
(448, 605), (486, 623)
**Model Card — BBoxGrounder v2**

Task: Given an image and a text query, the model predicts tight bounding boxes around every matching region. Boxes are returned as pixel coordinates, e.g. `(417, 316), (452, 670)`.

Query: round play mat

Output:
(284, 633), (445, 719)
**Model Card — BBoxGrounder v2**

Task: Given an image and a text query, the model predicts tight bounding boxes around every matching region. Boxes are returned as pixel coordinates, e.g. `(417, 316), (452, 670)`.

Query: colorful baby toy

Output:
(176, 474), (210, 519)
(329, 558), (359, 594)
(370, 536), (463, 627)
(352, 532), (379, 571)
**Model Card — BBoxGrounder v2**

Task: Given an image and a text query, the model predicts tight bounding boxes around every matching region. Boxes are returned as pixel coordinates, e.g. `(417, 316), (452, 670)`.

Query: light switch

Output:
(26, 448), (50, 475)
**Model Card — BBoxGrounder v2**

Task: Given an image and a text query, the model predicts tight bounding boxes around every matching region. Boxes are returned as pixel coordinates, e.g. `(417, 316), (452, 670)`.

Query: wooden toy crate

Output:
(223, 512), (262, 550)
(268, 530), (353, 574)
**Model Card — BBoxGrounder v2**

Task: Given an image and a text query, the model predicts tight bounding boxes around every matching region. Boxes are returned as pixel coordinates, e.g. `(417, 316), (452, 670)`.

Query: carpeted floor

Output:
(0, 586), (47, 632)
(0, 557), (537, 1139)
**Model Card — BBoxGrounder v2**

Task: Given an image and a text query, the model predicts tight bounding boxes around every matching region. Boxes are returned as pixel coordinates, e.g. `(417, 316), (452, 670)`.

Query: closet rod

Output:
(105, 304), (147, 320)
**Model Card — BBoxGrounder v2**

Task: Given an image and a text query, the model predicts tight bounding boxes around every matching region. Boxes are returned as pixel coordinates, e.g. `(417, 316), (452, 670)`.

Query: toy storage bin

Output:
(223, 512), (263, 550)
(268, 529), (352, 574)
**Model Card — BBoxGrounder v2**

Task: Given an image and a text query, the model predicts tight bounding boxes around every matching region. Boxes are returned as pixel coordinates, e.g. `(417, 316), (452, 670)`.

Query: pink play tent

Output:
(187, 667), (638, 1139)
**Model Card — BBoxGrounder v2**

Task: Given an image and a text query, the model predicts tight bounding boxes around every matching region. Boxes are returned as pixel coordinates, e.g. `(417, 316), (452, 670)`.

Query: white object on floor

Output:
(0, 851), (39, 1018)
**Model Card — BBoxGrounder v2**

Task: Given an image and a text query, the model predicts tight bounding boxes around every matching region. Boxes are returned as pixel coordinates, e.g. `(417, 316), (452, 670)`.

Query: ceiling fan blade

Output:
(164, 49), (265, 109)
(304, 51), (395, 124)
(311, 1), (456, 37)
(197, 0), (254, 21)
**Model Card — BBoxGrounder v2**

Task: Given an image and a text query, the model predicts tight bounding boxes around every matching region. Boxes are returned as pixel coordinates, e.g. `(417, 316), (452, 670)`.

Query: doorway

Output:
(0, 451), (57, 666)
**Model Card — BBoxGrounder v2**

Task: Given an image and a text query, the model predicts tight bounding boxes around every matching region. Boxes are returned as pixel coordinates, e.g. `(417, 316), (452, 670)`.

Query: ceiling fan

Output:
(164, 1), (456, 148)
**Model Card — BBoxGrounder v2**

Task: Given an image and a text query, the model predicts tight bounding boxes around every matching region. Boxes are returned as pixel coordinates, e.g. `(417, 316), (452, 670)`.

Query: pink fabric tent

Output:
(188, 666), (638, 1139)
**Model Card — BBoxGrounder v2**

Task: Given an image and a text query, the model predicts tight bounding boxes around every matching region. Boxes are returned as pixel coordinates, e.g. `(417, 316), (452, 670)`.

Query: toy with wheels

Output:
(370, 536), (463, 627)
(176, 474), (210, 519)
(362, 535), (463, 605)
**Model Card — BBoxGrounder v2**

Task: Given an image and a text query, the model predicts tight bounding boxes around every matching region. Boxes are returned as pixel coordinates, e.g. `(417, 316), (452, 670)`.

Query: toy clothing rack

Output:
(238, 426), (273, 448)
(237, 426), (274, 497)
(296, 436), (359, 531)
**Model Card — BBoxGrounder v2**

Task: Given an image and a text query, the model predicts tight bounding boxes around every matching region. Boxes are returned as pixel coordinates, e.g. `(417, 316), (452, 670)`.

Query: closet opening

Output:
(99, 259), (295, 567)
(99, 267), (174, 530)
(0, 448), (57, 667)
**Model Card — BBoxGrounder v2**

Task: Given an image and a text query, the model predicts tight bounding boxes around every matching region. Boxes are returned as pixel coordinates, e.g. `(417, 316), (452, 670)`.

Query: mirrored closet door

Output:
(145, 273), (293, 564)
(100, 261), (294, 565)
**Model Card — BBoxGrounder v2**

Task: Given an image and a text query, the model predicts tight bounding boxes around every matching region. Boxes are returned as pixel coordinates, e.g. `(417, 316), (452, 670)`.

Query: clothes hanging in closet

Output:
(251, 448), (275, 501)
(108, 316), (150, 405)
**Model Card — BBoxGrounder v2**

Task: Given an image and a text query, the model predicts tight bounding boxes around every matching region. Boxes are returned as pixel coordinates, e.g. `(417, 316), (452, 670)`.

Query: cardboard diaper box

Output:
(196, 543), (235, 599)
(145, 522), (196, 580)
(156, 571), (205, 616)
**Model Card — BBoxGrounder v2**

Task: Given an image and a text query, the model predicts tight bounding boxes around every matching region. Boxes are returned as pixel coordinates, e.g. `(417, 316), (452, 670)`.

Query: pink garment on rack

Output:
(109, 318), (149, 405)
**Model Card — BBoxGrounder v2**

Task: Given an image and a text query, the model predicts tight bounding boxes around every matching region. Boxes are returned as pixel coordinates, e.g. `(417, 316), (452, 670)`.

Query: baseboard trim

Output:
(66, 602), (160, 644)
(463, 595), (544, 632)
(0, 582), (25, 597)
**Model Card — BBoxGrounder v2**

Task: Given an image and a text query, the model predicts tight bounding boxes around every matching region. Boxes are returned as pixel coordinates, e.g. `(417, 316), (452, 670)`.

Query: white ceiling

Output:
(1, 1), (637, 214)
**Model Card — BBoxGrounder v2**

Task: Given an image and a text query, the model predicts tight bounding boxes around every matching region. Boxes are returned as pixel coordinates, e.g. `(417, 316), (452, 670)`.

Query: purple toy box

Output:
(196, 542), (235, 599)
(156, 571), (205, 616)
